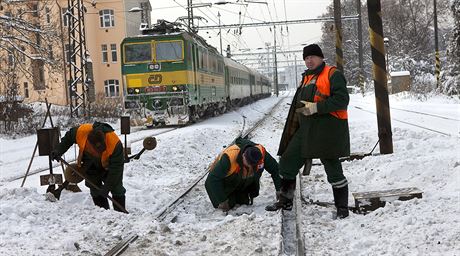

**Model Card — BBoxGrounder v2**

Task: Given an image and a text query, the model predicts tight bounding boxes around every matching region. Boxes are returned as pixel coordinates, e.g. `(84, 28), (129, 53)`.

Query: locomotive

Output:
(121, 20), (271, 126)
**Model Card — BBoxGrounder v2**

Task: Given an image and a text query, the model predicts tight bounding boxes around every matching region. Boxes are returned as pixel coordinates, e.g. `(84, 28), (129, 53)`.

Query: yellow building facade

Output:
(0, 0), (151, 107)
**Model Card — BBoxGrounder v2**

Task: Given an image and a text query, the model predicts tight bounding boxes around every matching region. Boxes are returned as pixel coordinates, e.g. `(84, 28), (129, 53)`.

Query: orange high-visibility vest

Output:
(75, 124), (120, 168)
(211, 144), (266, 177)
(302, 65), (348, 119)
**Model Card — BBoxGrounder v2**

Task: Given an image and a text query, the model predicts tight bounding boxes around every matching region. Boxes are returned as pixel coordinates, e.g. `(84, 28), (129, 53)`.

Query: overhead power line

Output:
(196, 15), (359, 30)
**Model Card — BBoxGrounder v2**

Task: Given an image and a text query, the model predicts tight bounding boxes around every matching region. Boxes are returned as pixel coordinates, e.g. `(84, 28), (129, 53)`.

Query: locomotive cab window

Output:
(155, 40), (183, 62)
(124, 43), (152, 63)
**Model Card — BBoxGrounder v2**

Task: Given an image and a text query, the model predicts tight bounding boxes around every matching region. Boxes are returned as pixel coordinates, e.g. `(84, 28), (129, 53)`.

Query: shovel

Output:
(48, 157), (129, 214)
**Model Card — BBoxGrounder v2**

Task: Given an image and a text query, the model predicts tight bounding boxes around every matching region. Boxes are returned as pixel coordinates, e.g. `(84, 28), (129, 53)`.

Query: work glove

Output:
(50, 150), (62, 162)
(98, 185), (109, 198)
(295, 100), (317, 116)
(218, 200), (230, 212)
(276, 190), (281, 201)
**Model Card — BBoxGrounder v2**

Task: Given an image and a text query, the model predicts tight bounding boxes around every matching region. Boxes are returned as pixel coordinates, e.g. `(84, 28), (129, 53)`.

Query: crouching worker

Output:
(51, 122), (127, 213)
(205, 137), (281, 212)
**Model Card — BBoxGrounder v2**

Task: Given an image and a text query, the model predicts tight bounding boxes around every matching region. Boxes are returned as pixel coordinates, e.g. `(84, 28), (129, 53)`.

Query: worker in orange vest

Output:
(266, 44), (351, 218)
(51, 122), (126, 212)
(205, 137), (281, 212)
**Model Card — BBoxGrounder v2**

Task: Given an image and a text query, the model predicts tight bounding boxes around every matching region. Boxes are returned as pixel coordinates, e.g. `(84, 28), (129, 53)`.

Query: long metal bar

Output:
(104, 234), (138, 256)
(232, 49), (299, 57)
(196, 15), (359, 30)
(279, 173), (304, 255)
(58, 157), (129, 214)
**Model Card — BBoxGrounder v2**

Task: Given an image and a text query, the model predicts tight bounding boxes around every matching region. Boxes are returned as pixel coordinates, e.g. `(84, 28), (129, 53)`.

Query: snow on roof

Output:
(390, 71), (410, 76)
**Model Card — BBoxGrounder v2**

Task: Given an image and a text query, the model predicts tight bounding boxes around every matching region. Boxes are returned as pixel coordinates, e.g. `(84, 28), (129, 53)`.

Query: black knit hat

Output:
(243, 147), (262, 165)
(303, 44), (324, 59)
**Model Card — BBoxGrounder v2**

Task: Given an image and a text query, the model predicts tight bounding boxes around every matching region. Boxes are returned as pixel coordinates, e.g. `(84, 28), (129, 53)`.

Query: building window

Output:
(62, 8), (68, 27)
(48, 45), (53, 60)
(24, 82), (29, 98)
(32, 4), (39, 17)
(101, 44), (108, 63)
(110, 44), (117, 62)
(99, 9), (115, 28)
(20, 46), (26, 63)
(35, 24), (41, 46)
(46, 7), (51, 23)
(7, 50), (14, 67)
(32, 59), (45, 90)
(65, 44), (75, 63)
(104, 79), (119, 97)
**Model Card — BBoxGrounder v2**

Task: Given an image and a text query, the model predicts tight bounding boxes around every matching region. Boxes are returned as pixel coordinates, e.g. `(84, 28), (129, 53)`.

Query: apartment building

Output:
(0, 0), (151, 106)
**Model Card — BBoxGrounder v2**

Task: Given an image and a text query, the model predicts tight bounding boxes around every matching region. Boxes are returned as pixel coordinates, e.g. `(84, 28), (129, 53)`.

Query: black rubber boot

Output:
(265, 179), (296, 211)
(112, 195), (126, 213)
(333, 185), (349, 219)
(92, 196), (109, 210)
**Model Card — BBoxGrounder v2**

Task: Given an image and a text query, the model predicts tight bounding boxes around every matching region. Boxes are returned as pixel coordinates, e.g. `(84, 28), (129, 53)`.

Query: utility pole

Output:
(357, 0), (364, 95)
(266, 42), (271, 78)
(367, 0), (393, 154)
(187, 0), (194, 32)
(273, 26), (279, 97)
(294, 55), (298, 88)
(433, 0), (441, 89)
(67, 0), (92, 117)
(218, 11), (223, 55)
(334, 0), (344, 72)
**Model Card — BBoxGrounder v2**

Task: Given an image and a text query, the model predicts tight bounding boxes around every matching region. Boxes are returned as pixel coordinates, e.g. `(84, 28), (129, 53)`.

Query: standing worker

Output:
(205, 137), (281, 212)
(266, 44), (351, 218)
(51, 122), (127, 213)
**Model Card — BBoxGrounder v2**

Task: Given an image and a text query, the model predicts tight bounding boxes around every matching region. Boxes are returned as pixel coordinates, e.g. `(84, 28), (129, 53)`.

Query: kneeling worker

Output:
(51, 122), (126, 213)
(205, 137), (281, 212)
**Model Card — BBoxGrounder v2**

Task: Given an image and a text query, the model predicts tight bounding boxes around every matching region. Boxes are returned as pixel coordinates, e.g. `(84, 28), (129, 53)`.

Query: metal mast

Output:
(66, 0), (91, 117)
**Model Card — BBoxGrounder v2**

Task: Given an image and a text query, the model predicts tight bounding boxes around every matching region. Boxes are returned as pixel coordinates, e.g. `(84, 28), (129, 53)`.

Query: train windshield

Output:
(155, 41), (183, 62)
(124, 43), (152, 63)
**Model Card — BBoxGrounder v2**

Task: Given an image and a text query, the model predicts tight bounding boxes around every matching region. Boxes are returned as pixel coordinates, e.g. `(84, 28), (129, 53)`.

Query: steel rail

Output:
(279, 173), (305, 256)
(351, 101), (459, 121)
(389, 106), (460, 121)
(352, 105), (452, 136)
(6, 128), (177, 183)
(155, 97), (286, 222)
(103, 234), (139, 256)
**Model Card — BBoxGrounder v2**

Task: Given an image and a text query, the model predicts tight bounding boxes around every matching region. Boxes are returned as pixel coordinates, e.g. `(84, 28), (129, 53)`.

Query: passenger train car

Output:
(121, 20), (271, 126)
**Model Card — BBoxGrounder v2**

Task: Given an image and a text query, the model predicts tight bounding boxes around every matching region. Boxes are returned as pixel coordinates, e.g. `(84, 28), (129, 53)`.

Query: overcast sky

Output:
(150, 0), (331, 65)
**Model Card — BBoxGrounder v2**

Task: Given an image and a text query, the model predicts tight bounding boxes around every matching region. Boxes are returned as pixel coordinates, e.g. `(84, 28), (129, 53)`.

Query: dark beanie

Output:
(244, 146), (262, 165)
(303, 44), (324, 59)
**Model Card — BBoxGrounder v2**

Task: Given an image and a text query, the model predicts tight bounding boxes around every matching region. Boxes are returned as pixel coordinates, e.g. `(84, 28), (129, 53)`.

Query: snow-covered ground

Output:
(0, 91), (459, 256)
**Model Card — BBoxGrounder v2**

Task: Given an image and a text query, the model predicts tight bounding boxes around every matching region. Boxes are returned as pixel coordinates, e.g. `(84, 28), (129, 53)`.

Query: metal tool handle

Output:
(57, 157), (129, 214)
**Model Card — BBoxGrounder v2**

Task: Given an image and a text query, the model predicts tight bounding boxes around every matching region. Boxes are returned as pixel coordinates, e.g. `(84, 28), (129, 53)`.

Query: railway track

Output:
(155, 97), (286, 223)
(351, 104), (457, 137)
(279, 173), (305, 256)
(5, 128), (178, 184)
(109, 96), (296, 255)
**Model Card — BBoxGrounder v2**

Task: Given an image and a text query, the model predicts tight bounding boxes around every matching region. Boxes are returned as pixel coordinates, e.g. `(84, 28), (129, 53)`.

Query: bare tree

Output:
(441, 0), (460, 95)
(318, 0), (452, 93)
(0, 0), (64, 133)
(0, 1), (63, 78)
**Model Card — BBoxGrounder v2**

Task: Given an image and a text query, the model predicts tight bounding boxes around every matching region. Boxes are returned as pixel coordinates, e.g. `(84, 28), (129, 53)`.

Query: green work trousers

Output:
(279, 132), (347, 184)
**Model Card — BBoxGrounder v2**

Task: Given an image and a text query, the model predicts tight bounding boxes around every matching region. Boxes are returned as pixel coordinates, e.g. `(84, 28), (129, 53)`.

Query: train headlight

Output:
(128, 88), (134, 94)
(172, 86), (178, 91)
(135, 88), (140, 94)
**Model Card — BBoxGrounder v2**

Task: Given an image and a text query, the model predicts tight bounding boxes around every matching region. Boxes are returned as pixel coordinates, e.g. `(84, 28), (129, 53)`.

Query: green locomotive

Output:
(121, 20), (271, 126)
